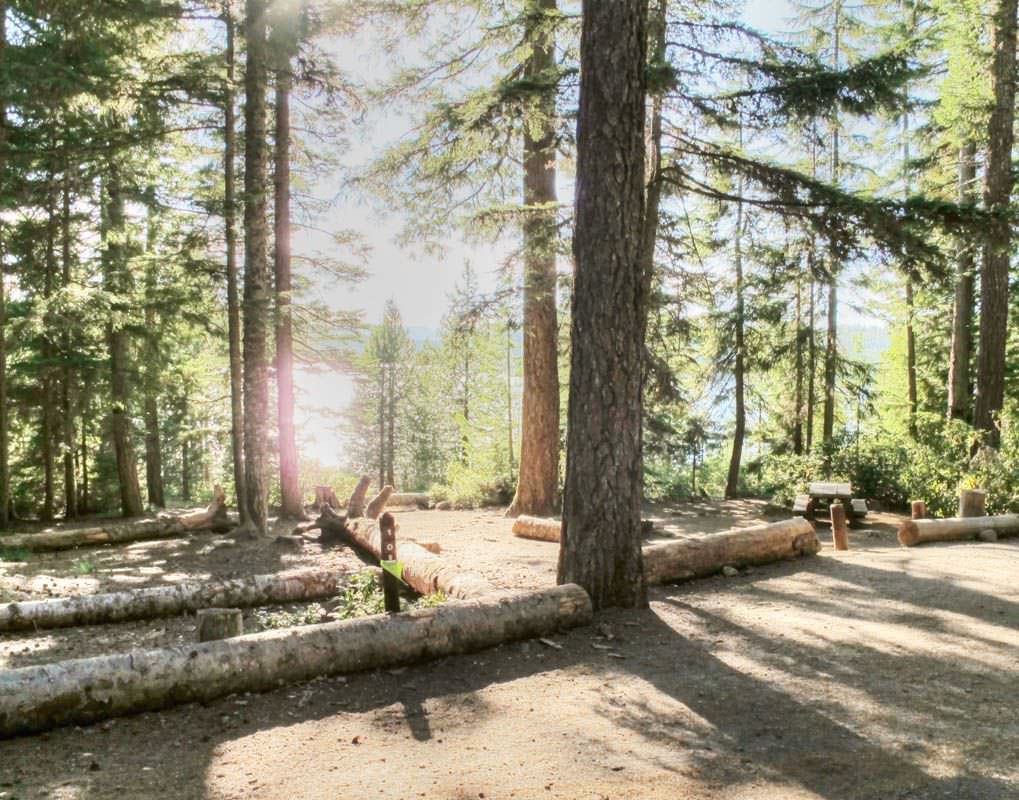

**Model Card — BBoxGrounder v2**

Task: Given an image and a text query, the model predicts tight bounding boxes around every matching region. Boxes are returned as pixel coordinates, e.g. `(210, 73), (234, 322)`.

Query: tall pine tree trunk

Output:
(386, 365), (396, 487)
(143, 200), (165, 508)
(506, 0), (560, 518)
(103, 166), (144, 518)
(60, 173), (77, 519)
(793, 274), (804, 454)
(948, 142), (976, 422)
(559, 0), (648, 611)
(974, 0), (1016, 450)
(905, 278), (918, 438)
(41, 196), (56, 521)
(0, 0), (7, 529)
(223, 0), (249, 524)
(274, 54), (302, 518)
(378, 368), (386, 488)
(242, 0), (271, 532)
(822, 0), (841, 449)
(725, 190), (745, 499)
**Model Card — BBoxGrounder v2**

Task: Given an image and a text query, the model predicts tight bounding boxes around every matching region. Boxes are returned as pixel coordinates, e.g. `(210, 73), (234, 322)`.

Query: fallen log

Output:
(897, 514), (1019, 547)
(512, 515), (561, 542)
(0, 583), (592, 738)
(388, 492), (430, 509)
(346, 476), (372, 518)
(0, 487), (232, 552)
(317, 506), (495, 599)
(643, 518), (820, 585)
(0, 568), (346, 632)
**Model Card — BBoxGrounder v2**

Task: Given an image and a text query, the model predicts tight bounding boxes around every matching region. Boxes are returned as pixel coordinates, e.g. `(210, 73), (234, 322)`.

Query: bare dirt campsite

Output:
(2, 500), (1016, 799)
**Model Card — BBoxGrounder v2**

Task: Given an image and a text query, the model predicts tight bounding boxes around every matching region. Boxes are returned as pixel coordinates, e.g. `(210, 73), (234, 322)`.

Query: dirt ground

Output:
(1, 501), (1017, 799)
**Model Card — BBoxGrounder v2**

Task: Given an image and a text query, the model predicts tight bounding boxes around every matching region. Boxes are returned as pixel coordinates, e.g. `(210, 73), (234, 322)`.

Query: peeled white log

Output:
(1, 487), (232, 552)
(643, 518), (820, 585)
(512, 515), (561, 542)
(897, 514), (1019, 547)
(317, 507), (496, 599)
(388, 492), (430, 508)
(0, 583), (592, 738)
(0, 569), (346, 632)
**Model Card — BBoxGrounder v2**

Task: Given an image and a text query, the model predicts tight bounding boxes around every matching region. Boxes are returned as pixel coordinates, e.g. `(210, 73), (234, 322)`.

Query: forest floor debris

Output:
(1, 501), (1017, 799)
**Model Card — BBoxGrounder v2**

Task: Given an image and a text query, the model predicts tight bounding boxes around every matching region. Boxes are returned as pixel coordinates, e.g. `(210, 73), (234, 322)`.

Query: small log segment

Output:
(643, 518), (820, 585)
(897, 514), (1019, 547)
(388, 492), (430, 509)
(910, 500), (926, 520)
(0, 487), (232, 552)
(958, 489), (986, 518)
(0, 583), (592, 738)
(316, 506), (495, 599)
(0, 569), (346, 633)
(830, 502), (849, 551)
(197, 608), (243, 641)
(346, 476), (372, 518)
(512, 515), (561, 542)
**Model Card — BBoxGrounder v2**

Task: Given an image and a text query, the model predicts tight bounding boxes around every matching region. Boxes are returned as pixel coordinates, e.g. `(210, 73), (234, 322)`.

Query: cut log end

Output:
(897, 520), (920, 547)
(197, 608), (243, 642)
(512, 515), (561, 542)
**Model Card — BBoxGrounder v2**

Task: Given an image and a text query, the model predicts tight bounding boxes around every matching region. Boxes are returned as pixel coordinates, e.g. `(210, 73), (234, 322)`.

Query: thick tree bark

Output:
(242, 0), (272, 532)
(806, 274), (816, 450)
(558, 0), (649, 611)
(0, 568), (346, 633)
(2, 487), (232, 552)
(0, 584), (591, 739)
(274, 53), (302, 519)
(973, 0), (1017, 448)
(898, 513), (1019, 547)
(60, 173), (76, 519)
(948, 142), (977, 422)
(643, 518), (820, 584)
(103, 166), (144, 518)
(0, 0), (7, 530)
(507, 0), (560, 519)
(223, 0), (249, 524)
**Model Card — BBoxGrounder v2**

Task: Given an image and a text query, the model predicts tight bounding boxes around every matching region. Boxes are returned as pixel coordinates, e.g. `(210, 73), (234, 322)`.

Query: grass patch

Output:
(72, 558), (96, 575)
(0, 545), (30, 563)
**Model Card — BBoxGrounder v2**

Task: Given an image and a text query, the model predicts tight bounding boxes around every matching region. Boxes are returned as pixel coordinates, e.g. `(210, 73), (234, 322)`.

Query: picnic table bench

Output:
(793, 482), (868, 522)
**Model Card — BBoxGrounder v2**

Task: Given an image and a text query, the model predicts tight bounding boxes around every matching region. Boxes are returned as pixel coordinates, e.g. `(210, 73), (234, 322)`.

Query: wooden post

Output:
(197, 608), (243, 642)
(910, 500), (926, 519)
(959, 489), (986, 518)
(830, 501), (849, 551)
(379, 512), (400, 613)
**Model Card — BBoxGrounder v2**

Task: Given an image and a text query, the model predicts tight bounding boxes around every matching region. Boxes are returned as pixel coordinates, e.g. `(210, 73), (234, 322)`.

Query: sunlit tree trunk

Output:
(143, 199), (165, 508)
(0, 0), (7, 529)
(242, 0), (272, 532)
(274, 40), (302, 518)
(223, 0), (249, 524)
(973, 0), (1016, 448)
(725, 120), (746, 500)
(41, 194), (56, 521)
(793, 275), (804, 454)
(821, 0), (841, 448)
(506, 0), (560, 518)
(559, 0), (649, 611)
(948, 142), (976, 422)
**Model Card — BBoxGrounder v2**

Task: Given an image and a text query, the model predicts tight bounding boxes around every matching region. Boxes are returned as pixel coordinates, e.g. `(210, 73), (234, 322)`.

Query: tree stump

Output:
(910, 500), (926, 520)
(830, 501), (849, 551)
(197, 608), (243, 642)
(346, 476), (372, 518)
(313, 486), (341, 510)
(959, 489), (986, 518)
